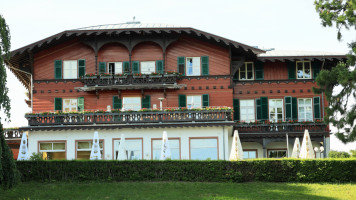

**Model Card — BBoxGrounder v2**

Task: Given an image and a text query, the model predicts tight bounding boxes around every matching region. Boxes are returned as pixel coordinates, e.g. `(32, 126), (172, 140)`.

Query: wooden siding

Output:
(131, 42), (163, 61)
(97, 43), (130, 64)
(166, 36), (230, 75)
(263, 61), (288, 80)
(34, 39), (95, 79)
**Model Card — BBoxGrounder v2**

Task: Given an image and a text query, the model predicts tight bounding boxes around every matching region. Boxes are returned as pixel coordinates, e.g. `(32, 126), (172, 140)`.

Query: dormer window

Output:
(239, 62), (254, 80)
(296, 61), (311, 79)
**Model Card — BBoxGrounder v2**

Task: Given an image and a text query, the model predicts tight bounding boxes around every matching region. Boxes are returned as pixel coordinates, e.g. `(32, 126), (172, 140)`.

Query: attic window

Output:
(239, 62), (254, 80)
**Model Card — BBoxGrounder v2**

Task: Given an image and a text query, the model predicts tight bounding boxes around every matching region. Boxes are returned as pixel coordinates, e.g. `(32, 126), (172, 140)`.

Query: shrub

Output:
(350, 150), (356, 158)
(328, 151), (350, 158)
(15, 159), (356, 183)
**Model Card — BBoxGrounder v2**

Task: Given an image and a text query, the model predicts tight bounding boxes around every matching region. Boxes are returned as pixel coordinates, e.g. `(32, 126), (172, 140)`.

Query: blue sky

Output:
(1, 0), (355, 151)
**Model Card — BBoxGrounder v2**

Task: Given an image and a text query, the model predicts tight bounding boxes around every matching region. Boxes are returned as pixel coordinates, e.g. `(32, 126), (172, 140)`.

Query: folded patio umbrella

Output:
(160, 131), (171, 160)
(229, 130), (244, 161)
(90, 131), (102, 160)
(299, 129), (315, 159)
(17, 132), (29, 160)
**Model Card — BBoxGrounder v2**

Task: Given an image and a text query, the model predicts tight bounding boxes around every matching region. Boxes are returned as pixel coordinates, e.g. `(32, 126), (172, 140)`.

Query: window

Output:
(152, 138), (180, 160)
(190, 138), (218, 160)
(39, 142), (66, 160)
(268, 149), (287, 158)
(269, 99), (283, 122)
(76, 140), (104, 160)
(298, 98), (313, 121)
(63, 60), (77, 79)
(63, 99), (77, 112)
(140, 61), (155, 74)
(240, 100), (255, 122)
(113, 139), (143, 160)
(187, 95), (202, 109)
(243, 150), (257, 159)
(296, 61), (311, 79)
(123, 97), (141, 111)
(186, 57), (201, 76)
(239, 62), (254, 80)
(108, 62), (122, 75)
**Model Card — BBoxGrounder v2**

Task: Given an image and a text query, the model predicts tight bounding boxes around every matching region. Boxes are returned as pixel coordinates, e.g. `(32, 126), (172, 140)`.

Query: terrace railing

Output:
(3, 128), (22, 139)
(25, 110), (232, 126)
(82, 74), (179, 86)
(235, 122), (328, 133)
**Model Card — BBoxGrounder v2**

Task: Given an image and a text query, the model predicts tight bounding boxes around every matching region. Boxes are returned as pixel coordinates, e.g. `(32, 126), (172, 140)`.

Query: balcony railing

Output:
(82, 74), (180, 86)
(25, 110), (232, 126)
(235, 122), (328, 133)
(3, 128), (22, 139)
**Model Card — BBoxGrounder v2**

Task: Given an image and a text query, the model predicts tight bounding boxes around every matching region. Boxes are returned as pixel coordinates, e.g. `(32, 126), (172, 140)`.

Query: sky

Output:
(0, 0), (355, 152)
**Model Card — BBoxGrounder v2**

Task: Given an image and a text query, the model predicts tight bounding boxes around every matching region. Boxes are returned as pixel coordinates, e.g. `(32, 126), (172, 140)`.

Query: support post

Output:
(286, 133), (289, 158)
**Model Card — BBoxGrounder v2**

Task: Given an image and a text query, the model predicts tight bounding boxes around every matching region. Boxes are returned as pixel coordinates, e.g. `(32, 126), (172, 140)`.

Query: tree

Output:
(313, 0), (356, 143)
(0, 14), (19, 189)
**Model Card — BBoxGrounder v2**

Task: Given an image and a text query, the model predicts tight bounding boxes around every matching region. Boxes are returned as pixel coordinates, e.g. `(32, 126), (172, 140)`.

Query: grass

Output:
(1, 182), (355, 200)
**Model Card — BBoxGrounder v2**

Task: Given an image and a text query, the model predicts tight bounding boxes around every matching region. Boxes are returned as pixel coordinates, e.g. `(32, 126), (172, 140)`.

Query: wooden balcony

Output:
(25, 109), (233, 127)
(77, 74), (184, 91)
(235, 122), (328, 134)
(3, 128), (22, 139)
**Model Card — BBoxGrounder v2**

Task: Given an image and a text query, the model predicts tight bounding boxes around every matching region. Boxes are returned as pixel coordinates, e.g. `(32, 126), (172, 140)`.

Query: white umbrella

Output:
(160, 131), (171, 160)
(229, 130), (244, 161)
(90, 131), (102, 160)
(117, 134), (127, 160)
(291, 137), (301, 158)
(299, 129), (315, 159)
(17, 132), (29, 160)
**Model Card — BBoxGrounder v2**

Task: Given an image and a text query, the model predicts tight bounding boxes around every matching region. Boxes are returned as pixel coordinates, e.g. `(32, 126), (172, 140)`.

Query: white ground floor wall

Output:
(26, 126), (329, 160)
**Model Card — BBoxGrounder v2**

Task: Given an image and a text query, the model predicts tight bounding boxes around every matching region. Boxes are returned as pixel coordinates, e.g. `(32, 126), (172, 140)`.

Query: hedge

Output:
(16, 159), (356, 183)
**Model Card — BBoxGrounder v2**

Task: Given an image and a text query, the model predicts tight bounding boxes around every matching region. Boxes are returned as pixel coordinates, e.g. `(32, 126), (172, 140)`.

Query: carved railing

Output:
(82, 74), (179, 86)
(3, 128), (22, 139)
(235, 123), (328, 133)
(25, 110), (232, 126)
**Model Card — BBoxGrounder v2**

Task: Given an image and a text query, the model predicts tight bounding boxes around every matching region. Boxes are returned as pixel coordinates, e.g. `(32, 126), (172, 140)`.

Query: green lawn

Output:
(1, 182), (355, 200)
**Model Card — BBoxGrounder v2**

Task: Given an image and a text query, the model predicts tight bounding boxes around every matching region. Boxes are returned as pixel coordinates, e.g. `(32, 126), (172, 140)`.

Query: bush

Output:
(328, 151), (350, 158)
(16, 159), (356, 183)
(350, 150), (356, 158)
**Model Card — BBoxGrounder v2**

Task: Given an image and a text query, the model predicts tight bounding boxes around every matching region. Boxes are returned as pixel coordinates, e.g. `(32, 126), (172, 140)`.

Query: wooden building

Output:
(4, 22), (345, 160)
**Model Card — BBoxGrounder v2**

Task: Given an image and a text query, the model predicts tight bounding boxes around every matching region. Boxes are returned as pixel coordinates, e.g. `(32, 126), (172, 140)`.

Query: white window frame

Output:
(267, 149), (287, 158)
(113, 138), (143, 160)
(243, 150), (257, 159)
(151, 138), (180, 160)
(140, 61), (156, 74)
(122, 97), (141, 111)
(187, 95), (202, 109)
(298, 98), (313, 122)
(76, 140), (104, 160)
(107, 62), (123, 75)
(190, 137), (218, 160)
(269, 99), (284, 122)
(63, 98), (78, 112)
(63, 60), (78, 79)
(39, 141), (66, 160)
(186, 57), (201, 76)
(240, 99), (255, 122)
(239, 62), (254, 80)
(296, 61), (311, 79)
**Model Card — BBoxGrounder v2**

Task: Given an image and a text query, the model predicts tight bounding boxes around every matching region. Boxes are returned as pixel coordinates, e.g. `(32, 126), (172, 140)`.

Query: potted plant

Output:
(133, 73), (143, 78)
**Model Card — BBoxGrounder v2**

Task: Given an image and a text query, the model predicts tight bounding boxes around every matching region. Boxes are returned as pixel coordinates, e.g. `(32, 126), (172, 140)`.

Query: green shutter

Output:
(255, 60), (264, 80)
(233, 99), (240, 121)
(99, 62), (106, 74)
(292, 97), (298, 121)
(287, 61), (296, 79)
(123, 61), (130, 74)
(78, 59), (86, 78)
(156, 60), (164, 74)
(285, 96), (292, 121)
(261, 97), (268, 120)
(313, 96), (321, 120)
(201, 56), (209, 75)
(202, 94), (209, 108)
(113, 96), (122, 110)
(54, 98), (62, 111)
(177, 56), (185, 75)
(132, 61), (140, 74)
(54, 60), (62, 79)
(178, 95), (186, 108)
(78, 97), (84, 112)
(312, 61), (321, 79)
(256, 99), (261, 121)
(142, 96), (151, 109)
